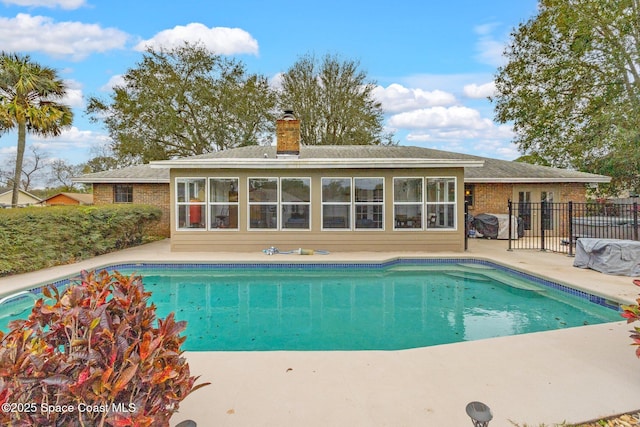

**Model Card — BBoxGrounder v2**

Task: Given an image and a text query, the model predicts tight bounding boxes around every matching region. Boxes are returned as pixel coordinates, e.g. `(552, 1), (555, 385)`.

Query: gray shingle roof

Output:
(72, 163), (170, 183)
(72, 145), (610, 184)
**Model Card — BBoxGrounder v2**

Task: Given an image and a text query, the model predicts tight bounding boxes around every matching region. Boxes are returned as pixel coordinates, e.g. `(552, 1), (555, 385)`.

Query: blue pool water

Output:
(0, 260), (621, 351)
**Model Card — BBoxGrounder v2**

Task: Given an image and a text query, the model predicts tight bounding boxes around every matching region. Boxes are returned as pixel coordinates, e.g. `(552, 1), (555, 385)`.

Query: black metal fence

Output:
(507, 201), (639, 255)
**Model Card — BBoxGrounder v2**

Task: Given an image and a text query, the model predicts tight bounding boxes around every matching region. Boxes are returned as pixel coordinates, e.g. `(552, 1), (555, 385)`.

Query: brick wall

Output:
(467, 183), (513, 214)
(557, 183), (588, 203)
(468, 182), (588, 215)
(93, 183), (170, 237)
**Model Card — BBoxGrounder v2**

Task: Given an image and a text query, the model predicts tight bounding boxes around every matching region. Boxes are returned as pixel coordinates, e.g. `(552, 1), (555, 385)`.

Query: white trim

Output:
(73, 176), (609, 185)
(464, 177), (611, 183)
(72, 177), (169, 184)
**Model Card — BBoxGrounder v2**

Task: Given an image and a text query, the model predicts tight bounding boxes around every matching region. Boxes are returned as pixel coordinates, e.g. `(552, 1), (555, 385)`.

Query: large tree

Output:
(491, 0), (640, 193)
(0, 53), (73, 207)
(86, 42), (276, 164)
(278, 53), (394, 146)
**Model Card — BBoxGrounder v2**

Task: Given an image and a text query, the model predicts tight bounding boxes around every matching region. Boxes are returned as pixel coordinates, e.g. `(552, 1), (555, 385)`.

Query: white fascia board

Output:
(464, 176), (611, 183)
(150, 158), (485, 169)
(71, 177), (170, 183)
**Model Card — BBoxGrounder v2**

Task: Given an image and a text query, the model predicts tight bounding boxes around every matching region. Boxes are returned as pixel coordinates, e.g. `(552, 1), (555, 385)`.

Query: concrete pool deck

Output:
(1, 239), (639, 426)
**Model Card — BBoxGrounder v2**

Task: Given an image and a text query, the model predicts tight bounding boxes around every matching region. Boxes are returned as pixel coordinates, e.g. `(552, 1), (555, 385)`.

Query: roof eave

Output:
(71, 178), (170, 184)
(464, 177), (611, 183)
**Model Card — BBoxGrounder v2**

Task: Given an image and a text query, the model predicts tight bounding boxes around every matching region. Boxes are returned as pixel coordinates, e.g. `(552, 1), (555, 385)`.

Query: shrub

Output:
(0, 270), (208, 426)
(621, 281), (640, 358)
(0, 204), (162, 277)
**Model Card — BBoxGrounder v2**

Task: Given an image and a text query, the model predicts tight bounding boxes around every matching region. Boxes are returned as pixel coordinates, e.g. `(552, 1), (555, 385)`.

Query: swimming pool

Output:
(0, 259), (621, 351)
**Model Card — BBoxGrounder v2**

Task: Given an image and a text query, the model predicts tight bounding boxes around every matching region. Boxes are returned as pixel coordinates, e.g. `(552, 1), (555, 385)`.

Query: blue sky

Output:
(0, 0), (539, 173)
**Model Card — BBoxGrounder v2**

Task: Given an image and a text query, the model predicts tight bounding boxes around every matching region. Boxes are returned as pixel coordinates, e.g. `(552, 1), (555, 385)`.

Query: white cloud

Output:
(134, 23), (259, 55)
(269, 72), (284, 90)
(100, 74), (125, 91)
(0, 146), (16, 156)
(0, 14), (128, 60)
(0, 0), (86, 8)
(401, 73), (496, 95)
(373, 84), (456, 114)
(472, 140), (520, 159)
(61, 79), (84, 108)
(30, 126), (108, 150)
(388, 106), (514, 156)
(463, 82), (496, 99)
(474, 23), (508, 67)
(389, 106), (493, 130)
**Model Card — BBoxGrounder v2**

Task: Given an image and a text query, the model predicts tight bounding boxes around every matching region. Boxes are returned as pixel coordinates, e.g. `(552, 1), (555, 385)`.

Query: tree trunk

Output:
(11, 121), (27, 208)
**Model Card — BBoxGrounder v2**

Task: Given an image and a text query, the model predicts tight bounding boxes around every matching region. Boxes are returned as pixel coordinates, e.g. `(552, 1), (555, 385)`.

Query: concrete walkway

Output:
(1, 239), (639, 426)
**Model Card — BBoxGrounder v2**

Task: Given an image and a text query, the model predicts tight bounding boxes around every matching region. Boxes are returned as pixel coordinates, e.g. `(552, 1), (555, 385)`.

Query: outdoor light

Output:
(466, 401), (493, 427)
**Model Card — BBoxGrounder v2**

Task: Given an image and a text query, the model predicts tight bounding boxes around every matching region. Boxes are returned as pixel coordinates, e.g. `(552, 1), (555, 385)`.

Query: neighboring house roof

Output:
(42, 192), (93, 205)
(0, 189), (43, 206)
(72, 145), (611, 184)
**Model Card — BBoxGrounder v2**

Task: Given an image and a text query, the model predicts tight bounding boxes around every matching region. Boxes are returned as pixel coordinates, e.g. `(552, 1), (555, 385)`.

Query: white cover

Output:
(573, 238), (640, 276)
(485, 213), (518, 240)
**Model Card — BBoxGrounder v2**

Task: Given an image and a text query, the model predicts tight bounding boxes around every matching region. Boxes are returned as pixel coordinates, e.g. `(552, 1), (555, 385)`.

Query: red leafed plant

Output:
(0, 270), (208, 426)
(621, 281), (640, 359)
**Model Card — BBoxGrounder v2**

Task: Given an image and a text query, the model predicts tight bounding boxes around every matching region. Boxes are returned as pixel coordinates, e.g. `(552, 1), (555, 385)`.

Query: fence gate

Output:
(507, 201), (639, 255)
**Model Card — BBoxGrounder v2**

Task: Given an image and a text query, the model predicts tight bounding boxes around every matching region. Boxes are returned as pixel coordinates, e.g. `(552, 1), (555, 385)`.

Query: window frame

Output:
(393, 177), (424, 231)
(175, 177), (207, 231)
(208, 177), (239, 230)
(280, 177), (312, 231)
(247, 177), (279, 230)
(321, 177), (352, 231)
(353, 177), (385, 231)
(425, 176), (457, 230)
(113, 184), (133, 204)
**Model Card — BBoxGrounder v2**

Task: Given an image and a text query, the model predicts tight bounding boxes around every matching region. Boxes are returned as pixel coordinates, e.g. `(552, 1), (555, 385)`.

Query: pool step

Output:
(443, 271), (494, 282)
(388, 264), (546, 293)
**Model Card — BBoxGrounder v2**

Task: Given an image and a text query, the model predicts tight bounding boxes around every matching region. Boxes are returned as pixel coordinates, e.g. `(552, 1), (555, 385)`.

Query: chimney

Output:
(276, 110), (300, 158)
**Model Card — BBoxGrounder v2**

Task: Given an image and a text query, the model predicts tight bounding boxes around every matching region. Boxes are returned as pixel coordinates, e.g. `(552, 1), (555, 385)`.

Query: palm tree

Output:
(0, 53), (73, 207)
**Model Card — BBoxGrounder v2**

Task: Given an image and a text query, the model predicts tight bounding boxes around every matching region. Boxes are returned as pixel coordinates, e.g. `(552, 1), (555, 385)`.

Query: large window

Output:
(354, 178), (384, 229)
(209, 178), (238, 229)
(321, 178), (351, 229)
(177, 178), (206, 229)
(281, 178), (311, 229)
(393, 177), (422, 229)
(248, 178), (278, 229)
(426, 177), (456, 229)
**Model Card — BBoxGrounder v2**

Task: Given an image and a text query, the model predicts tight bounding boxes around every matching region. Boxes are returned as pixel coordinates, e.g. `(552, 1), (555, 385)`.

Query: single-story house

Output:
(0, 189), (42, 208)
(73, 115), (610, 251)
(40, 192), (93, 206)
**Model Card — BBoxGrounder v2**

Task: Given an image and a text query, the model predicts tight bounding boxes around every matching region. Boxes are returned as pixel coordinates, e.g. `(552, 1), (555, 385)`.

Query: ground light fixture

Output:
(466, 401), (493, 426)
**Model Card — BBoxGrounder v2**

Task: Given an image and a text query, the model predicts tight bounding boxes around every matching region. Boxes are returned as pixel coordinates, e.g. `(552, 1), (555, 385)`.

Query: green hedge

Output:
(0, 204), (162, 277)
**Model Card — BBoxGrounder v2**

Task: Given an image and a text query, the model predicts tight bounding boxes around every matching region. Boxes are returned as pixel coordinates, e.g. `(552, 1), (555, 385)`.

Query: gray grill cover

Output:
(573, 238), (640, 276)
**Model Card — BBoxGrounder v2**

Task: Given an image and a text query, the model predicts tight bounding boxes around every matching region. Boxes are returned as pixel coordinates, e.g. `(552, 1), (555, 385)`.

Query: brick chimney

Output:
(276, 110), (300, 157)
